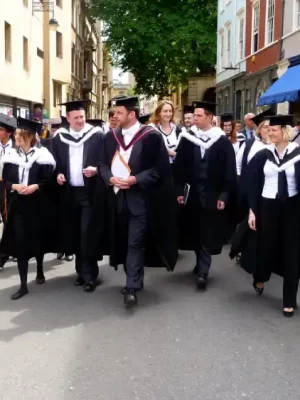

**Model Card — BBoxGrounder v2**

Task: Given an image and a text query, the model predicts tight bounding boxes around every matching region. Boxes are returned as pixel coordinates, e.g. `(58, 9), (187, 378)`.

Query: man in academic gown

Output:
(100, 96), (178, 306)
(182, 105), (194, 131)
(0, 113), (17, 268)
(52, 100), (106, 292)
(174, 101), (237, 289)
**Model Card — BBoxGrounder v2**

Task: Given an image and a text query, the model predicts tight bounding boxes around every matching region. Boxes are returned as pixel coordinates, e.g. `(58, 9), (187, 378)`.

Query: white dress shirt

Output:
(69, 127), (85, 187)
(0, 139), (13, 155)
(262, 143), (299, 199)
(18, 147), (36, 186)
(236, 138), (269, 176)
(121, 121), (141, 164)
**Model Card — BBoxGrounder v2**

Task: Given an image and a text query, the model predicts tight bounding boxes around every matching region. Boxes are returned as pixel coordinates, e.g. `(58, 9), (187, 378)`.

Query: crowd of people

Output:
(0, 97), (299, 317)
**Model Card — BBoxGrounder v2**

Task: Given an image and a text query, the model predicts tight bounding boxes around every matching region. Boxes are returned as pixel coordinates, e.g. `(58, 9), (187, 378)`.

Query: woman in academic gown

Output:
(149, 100), (181, 164)
(0, 117), (56, 300)
(231, 114), (300, 317)
(220, 114), (241, 155)
(235, 110), (273, 223)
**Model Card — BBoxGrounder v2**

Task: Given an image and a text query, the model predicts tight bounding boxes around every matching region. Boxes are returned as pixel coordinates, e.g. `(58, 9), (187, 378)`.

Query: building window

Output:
(4, 22), (12, 62)
(266, 0), (275, 44)
(252, 4), (260, 53)
(296, 0), (300, 29)
(56, 32), (63, 58)
(71, 44), (75, 74)
(56, 0), (62, 7)
(238, 18), (244, 60)
(219, 30), (224, 69)
(226, 25), (231, 66)
(72, 0), (76, 26)
(245, 89), (251, 112)
(84, 59), (88, 81)
(23, 37), (29, 71)
(53, 82), (62, 107)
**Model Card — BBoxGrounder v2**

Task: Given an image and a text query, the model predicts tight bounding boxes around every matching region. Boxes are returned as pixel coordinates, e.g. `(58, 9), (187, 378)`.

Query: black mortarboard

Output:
(86, 119), (105, 127)
(251, 109), (275, 126)
(59, 100), (91, 113)
(139, 113), (151, 124)
(0, 113), (17, 132)
(269, 114), (294, 126)
(115, 96), (139, 108)
(220, 113), (234, 122)
(183, 105), (194, 114)
(192, 101), (216, 114)
(17, 117), (40, 134)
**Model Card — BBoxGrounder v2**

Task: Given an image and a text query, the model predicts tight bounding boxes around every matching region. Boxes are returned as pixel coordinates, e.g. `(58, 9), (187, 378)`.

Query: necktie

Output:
(277, 171), (288, 201)
(276, 150), (289, 201)
(249, 131), (253, 138)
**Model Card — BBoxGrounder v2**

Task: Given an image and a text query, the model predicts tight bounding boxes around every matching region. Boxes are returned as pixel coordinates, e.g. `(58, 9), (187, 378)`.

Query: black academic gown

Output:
(0, 147), (57, 258)
(99, 125), (178, 270)
(174, 129), (238, 254)
(51, 125), (107, 258)
(230, 146), (300, 277)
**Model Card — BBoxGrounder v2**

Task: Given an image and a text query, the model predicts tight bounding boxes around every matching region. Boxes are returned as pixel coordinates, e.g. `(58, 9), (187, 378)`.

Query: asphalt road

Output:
(0, 249), (300, 399)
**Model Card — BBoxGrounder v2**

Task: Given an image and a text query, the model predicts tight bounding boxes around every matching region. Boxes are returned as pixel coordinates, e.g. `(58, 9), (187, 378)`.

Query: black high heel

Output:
(253, 282), (264, 295)
(283, 309), (294, 318)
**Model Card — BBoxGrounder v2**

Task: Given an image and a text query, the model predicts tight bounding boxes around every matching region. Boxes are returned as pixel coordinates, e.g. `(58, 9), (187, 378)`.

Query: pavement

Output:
(0, 249), (300, 399)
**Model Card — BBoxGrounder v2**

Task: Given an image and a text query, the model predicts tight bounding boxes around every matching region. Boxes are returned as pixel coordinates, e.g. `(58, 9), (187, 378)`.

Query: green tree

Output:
(89, 0), (217, 97)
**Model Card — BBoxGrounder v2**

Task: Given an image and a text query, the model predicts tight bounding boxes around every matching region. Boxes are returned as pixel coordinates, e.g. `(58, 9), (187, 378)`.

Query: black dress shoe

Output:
(253, 282), (264, 295)
(11, 286), (28, 300)
(57, 253), (64, 260)
(124, 289), (137, 306)
(121, 283), (143, 295)
(74, 277), (85, 286)
(197, 273), (208, 289)
(283, 309), (294, 317)
(84, 282), (96, 292)
(65, 255), (74, 262)
(35, 275), (46, 284)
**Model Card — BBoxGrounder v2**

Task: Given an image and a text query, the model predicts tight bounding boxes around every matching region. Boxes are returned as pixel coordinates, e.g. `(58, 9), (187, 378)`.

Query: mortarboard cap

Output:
(17, 117), (40, 134)
(192, 101), (216, 115)
(269, 114), (294, 126)
(0, 113), (17, 132)
(59, 99), (91, 113)
(139, 113), (151, 124)
(251, 109), (275, 126)
(115, 96), (139, 108)
(183, 105), (194, 114)
(220, 113), (234, 122)
(86, 119), (105, 127)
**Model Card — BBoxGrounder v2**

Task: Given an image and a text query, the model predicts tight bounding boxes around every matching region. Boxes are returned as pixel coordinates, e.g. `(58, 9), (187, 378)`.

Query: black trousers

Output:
(71, 187), (98, 283)
(254, 196), (300, 308)
(125, 212), (147, 289)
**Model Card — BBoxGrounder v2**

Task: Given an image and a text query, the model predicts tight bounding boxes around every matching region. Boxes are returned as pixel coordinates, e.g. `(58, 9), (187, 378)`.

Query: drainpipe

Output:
(279, 0), (285, 61)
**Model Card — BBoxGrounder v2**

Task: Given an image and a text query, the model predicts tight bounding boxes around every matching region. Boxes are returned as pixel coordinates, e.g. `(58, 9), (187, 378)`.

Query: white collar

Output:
(58, 124), (100, 147)
(189, 125), (225, 139)
(1, 146), (56, 169)
(176, 127), (225, 150)
(122, 121), (141, 136)
(1, 139), (13, 148)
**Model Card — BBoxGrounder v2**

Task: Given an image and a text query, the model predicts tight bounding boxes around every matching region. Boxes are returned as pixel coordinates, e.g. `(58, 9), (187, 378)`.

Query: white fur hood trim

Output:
(1, 147), (56, 170)
(176, 127), (225, 150)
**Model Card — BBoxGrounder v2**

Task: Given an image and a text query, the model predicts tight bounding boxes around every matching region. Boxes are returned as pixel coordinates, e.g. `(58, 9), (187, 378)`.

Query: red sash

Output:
(112, 126), (155, 151)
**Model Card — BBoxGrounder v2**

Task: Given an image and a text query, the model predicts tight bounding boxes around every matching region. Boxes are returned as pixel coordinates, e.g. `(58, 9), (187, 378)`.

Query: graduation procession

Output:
(0, 97), (300, 319)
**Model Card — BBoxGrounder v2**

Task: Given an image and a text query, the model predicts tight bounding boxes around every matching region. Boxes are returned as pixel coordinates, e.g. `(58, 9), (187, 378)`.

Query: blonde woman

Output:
(234, 115), (300, 317)
(149, 100), (180, 163)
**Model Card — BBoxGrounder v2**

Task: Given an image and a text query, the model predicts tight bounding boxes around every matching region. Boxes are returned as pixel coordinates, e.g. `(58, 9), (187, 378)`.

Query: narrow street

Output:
(1, 249), (300, 399)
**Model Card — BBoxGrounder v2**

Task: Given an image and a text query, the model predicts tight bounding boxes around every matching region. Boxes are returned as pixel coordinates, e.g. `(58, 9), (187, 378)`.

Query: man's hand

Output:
(21, 184), (39, 195)
(217, 200), (225, 210)
(83, 166), (97, 177)
(177, 196), (184, 205)
(124, 176), (137, 187)
(168, 149), (177, 157)
(12, 184), (27, 194)
(248, 210), (256, 231)
(57, 174), (66, 185)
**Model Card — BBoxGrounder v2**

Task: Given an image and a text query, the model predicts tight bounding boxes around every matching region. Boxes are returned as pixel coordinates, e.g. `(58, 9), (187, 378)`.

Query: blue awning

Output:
(258, 63), (300, 106)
